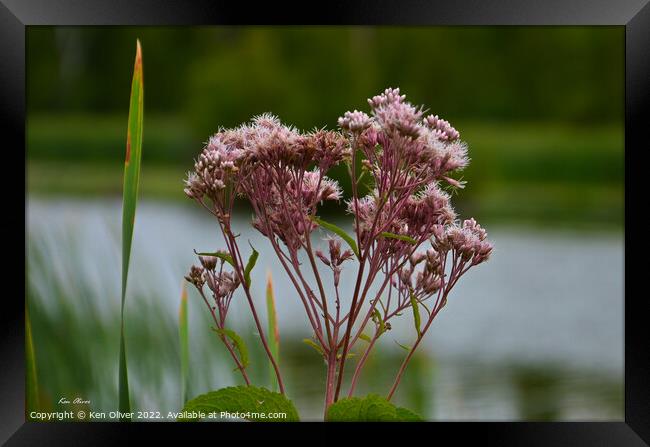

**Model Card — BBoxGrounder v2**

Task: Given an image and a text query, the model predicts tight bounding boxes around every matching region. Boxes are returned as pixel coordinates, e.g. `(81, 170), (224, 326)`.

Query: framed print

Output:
(2, 0), (648, 444)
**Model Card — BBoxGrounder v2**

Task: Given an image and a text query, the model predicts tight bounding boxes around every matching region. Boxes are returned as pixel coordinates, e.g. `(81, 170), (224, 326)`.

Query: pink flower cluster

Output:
(184, 114), (348, 249)
(397, 218), (492, 311)
(183, 87), (492, 408)
(347, 183), (456, 247)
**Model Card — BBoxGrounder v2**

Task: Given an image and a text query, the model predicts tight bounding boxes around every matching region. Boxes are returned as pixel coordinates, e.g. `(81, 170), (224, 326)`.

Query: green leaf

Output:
(25, 304), (40, 417)
(396, 406), (425, 421)
(214, 328), (249, 370)
(356, 169), (367, 187)
(371, 308), (386, 334)
(409, 290), (422, 337)
(119, 39), (143, 420)
(302, 338), (325, 357)
(179, 386), (300, 422)
(379, 232), (418, 245)
(326, 394), (423, 422)
(310, 216), (359, 259)
(193, 249), (234, 267)
(266, 272), (280, 392)
(359, 333), (373, 343)
(394, 340), (411, 352)
(118, 332), (130, 420)
(243, 246), (259, 288)
(179, 282), (190, 405)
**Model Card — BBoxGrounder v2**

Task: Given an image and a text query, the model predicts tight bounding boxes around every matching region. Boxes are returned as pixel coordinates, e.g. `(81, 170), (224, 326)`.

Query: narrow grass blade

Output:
(118, 332), (130, 420)
(266, 271), (280, 391)
(179, 281), (190, 405)
(25, 304), (40, 418)
(119, 39), (143, 420)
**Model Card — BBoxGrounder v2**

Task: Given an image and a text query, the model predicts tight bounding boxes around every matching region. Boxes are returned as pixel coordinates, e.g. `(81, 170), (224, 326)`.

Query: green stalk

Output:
(25, 303), (40, 418)
(119, 39), (144, 421)
(266, 272), (280, 391)
(179, 282), (190, 404)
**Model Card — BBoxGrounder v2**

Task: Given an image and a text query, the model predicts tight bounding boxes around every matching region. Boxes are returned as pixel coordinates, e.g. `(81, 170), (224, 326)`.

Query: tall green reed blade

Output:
(179, 281), (190, 404)
(266, 271), (280, 391)
(25, 303), (40, 418)
(119, 39), (143, 420)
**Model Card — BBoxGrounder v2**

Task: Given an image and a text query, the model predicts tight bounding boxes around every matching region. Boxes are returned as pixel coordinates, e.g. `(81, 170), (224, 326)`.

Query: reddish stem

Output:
(347, 329), (380, 397)
(226, 230), (286, 395)
(324, 350), (338, 418)
(196, 288), (251, 385)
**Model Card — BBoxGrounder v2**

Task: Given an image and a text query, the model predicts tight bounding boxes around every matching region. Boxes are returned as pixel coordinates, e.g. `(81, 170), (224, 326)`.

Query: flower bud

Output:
(205, 271), (218, 293)
(333, 266), (342, 287)
(339, 250), (354, 264)
(185, 265), (205, 288)
(338, 110), (372, 132)
(199, 255), (218, 271)
(315, 250), (331, 266)
(410, 252), (426, 266)
(328, 238), (341, 262)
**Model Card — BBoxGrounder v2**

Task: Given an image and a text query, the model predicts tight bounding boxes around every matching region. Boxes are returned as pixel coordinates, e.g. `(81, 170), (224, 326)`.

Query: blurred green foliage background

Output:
(27, 26), (624, 227)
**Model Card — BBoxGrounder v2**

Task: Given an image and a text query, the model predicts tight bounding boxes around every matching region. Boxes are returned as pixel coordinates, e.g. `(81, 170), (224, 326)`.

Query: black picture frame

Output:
(2, 1), (648, 444)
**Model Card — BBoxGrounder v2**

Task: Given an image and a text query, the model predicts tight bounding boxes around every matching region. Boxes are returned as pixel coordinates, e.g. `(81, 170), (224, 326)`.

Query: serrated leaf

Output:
(409, 290), (422, 337)
(214, 328), (249, 370)
(302, 338), (324, 356)
(179, 386), (299, 422)
(193, 249), (235, 267)
(327, 394), (423, 422)
(379, 232), (418, 244)
(244, 246), (259, 288)
(266, 272), (280, 391)
(310, 216), (359, 259)
(395, 406), (424, 421)
(179, 282), (190, 404)
(119, 39), (143, 421)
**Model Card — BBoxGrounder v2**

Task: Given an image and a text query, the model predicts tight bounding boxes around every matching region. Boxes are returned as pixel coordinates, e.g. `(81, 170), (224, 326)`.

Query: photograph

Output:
(23, 26), (626, 423)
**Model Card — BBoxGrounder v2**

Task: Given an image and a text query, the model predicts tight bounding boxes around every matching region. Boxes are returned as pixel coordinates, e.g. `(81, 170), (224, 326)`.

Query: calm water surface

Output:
(27, 198), (623, 420)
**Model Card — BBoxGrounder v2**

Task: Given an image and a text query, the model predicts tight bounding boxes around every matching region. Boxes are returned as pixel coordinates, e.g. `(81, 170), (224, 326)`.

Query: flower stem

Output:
(197, 288), (251, 385)
(333, 257), (366, 401)
(386, 290), (447, 401)
(386, 336), (422, 401)
(347, 329), (379, 397)
(227, 231), (286, 395)
(324, 351), (338, 418)
(220, 334), (252, 386)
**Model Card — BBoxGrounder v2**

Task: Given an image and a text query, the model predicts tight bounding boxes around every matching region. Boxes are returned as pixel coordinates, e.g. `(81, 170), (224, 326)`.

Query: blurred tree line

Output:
(26, 27), (624, 226)
(28, 27), (622, 131)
